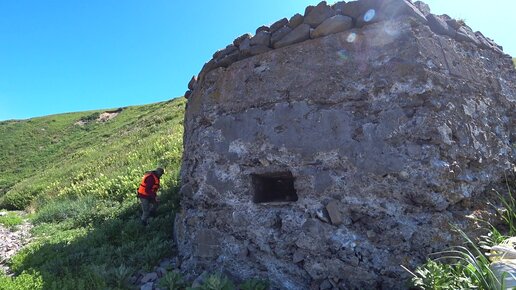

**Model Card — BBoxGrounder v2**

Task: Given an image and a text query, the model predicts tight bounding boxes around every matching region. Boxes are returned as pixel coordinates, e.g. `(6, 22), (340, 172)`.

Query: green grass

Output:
(0, 212), (23, 229)
(0, 98), (185, 209)
(405, 181), (516, 289)
(0, 98), (186, 289)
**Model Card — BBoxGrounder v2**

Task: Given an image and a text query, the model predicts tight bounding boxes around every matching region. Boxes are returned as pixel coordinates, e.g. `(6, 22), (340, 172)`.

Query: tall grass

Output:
(0, 98), (186, 289)
(0, 212), (23, 229)
(0, 98), (185, 210)
(405, 180), (516, 289)
(403, 226), (502, 289)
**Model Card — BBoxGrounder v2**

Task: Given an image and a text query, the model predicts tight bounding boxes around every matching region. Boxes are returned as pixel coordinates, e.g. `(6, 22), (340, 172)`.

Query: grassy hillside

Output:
(0, 98), (186, 289)
(513, 57), (516, 67)
(0, 98), (185, 209)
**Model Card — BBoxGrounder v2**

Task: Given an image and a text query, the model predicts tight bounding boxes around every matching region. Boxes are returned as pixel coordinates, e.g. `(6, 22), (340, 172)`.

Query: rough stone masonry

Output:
(175, 0), (516, 288)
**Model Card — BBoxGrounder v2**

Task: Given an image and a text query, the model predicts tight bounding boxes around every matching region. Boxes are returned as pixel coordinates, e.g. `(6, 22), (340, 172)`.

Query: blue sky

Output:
(0, 0), (514, 121)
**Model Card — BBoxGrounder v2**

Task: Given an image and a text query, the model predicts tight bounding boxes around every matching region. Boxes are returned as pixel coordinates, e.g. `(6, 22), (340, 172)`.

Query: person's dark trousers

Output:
(139, 197), (157, 225)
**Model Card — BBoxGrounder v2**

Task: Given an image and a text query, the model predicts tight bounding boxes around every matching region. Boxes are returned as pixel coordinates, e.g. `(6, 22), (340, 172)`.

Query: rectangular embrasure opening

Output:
(251, 171), (298, 203)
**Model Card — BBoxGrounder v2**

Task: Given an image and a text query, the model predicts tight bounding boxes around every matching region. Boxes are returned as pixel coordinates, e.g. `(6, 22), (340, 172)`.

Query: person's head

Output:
(155, 167), (164, 177)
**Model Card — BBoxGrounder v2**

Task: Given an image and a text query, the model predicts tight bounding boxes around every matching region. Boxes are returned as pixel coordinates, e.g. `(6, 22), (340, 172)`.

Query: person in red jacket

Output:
(137, 167), (164, 225)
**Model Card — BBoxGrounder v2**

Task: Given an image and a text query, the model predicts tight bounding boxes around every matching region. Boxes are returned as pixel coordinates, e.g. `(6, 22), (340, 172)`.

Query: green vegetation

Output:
(158, 271), (188, 289)
(192, 274), (236, 290)
(0, 98), (186, 289)
(0, 270), (44, 290)
(238, 278), (269, 290)
(0, 99), (185, 210)
(405, 184), (516, 289)
(0, 211), (23, 229)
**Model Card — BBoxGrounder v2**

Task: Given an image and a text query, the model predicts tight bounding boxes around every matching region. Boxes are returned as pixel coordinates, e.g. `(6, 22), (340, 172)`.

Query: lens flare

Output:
(363, 9), (376, 22)
(383, 20), (399, 37)
(337, 49), (348, 61)
(346, 32), (357, 43)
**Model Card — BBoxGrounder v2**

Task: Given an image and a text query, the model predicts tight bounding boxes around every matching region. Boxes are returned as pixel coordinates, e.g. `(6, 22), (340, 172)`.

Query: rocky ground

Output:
(129, 257), (181, 290)
(0, 211), (203, 289)
(0, 212), (32, 276)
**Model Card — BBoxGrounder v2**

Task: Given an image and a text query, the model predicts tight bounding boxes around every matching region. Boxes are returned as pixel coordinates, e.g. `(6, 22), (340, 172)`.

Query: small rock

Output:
(270, 26), (293, 47)
(0, 212), (6, 216)
(331, 1), (346, 15)
(446, 18), (461, 30)
(413, 1), (431, 16)
(128, 275), (138, 285)
(243, 44), (271, 57)
(212, 44), (238, 60)
(315, 208), (330, 224)
(381, 0), (428, 24)
(304, 5), (315, 17)
(398, 170), (410, 181)
(293, 250), (305, 263)
(341, 1), (371, 20)
(171, 257), (180, 269)
(215, 51), (240, 68)
(320, 279), (333, 290)
(475, 31), (494, 50)
(233, 33), (252, 47)
(141, 272), (158, 283)
(456, 26), (481, 45)
(159, 257), (179, 270)
(188, 76), (197, 90)
(288, 13), (304, 29)
(270, 18), (289, 34)
(159, 258), (172, 269)
(311, 15), (353, 39)
(274, 24), (310, 49)
(326, 200), (343, 225)
(191, 271), (209, 288)
(239, 38), (251, 55)
(184, 90), (192, 99)
(255, 25), (270, 34)
(250, 31), (271, 47)
(240, 247), (249, 257)
(427, 14), (455, 37)
(140, 282), (153, 290)
(156, 266), (167, 278)
(304, 1), (336, 28)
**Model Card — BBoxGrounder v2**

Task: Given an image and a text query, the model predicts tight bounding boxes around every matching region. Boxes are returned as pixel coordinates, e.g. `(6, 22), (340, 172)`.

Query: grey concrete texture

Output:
(185, 0), (509, 99)
(176, 2), (516, 289)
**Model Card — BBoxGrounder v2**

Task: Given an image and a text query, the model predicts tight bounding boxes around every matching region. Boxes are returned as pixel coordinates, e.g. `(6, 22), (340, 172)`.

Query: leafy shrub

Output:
(405, 259), (475, 289)
(192, 273), (235, 290)
(0, 212), (23, 229)
(239, 278), (269, 290)
(0, 187), (39, 210)
(77, 112), (100, 123)
(404, 183), (516, 289)
(33, 196), (102, 224)
(107, 264), (133, 289)
(0, 270), (44, 290)
(159, 271), (187, 290)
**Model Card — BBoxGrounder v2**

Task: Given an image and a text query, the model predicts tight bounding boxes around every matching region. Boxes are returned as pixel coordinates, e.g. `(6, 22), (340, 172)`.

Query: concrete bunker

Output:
(175, 0), (516, 289)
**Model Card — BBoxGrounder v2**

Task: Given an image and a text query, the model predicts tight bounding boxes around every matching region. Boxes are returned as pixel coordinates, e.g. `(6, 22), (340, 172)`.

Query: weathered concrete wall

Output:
(184, 0), (507, 100)
(176, 1), (516, 289)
